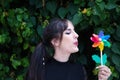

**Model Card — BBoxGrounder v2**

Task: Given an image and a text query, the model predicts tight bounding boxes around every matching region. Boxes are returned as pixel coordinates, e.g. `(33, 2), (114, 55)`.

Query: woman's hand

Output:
(96, 65), (111, 80)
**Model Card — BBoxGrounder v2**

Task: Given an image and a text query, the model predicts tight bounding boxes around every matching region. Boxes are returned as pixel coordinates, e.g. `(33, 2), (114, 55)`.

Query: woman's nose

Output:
(74, 32), (79, 38)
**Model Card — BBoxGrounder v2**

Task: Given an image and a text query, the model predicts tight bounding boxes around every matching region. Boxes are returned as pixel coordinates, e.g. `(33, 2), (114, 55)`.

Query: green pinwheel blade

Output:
(103, 40), (111, 47)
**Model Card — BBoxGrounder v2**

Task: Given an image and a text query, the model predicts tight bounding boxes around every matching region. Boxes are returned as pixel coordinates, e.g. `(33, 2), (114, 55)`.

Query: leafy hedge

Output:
(0, 0), (120, 80)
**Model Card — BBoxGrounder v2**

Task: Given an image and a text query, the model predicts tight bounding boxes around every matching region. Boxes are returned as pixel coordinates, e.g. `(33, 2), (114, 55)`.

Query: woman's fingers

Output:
(96, 65), (111, 80)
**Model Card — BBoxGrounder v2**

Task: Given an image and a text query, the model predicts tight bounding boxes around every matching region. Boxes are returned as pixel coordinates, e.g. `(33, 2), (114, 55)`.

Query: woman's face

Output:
(56, 21), (79, 54)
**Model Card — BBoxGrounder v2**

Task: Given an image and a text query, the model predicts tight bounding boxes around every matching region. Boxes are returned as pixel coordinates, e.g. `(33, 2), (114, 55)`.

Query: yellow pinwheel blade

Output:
(99, 42), (104, 51)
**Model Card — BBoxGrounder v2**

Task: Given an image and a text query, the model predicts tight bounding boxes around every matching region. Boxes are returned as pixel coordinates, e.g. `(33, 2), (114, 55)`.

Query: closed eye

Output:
(65, 32), (71, 35)
(65, 29), (71, 35)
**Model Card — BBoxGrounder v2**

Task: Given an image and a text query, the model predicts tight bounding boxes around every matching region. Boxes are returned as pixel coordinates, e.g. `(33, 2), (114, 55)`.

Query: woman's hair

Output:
(25, 18), (68, 80)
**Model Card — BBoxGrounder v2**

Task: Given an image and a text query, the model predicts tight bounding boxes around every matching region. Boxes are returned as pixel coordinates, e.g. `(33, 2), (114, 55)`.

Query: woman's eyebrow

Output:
(66, 28), (71, 31)
(66, 28), (75, 31)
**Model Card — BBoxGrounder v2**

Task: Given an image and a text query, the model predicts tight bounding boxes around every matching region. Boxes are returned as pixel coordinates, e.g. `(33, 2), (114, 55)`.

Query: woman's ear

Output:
(51, 38), (60, 47)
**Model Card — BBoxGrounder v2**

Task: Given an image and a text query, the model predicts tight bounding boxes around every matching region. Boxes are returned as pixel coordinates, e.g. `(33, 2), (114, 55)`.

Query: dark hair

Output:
(25, 18), (68, 80)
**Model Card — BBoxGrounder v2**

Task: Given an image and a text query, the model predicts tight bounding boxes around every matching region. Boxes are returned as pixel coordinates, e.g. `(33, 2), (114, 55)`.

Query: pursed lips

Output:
(73, 41), (78, 46)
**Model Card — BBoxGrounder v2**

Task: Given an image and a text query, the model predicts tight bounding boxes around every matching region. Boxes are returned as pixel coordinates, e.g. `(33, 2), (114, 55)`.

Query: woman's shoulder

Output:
(70, 61), (84, 66)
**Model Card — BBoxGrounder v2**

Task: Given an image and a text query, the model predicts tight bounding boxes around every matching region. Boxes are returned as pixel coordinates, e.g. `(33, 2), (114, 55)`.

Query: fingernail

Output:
(96, 67), (99, 69)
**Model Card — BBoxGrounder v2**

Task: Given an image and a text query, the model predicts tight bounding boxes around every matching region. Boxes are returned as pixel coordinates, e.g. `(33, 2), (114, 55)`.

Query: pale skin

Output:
(51, 20), (111, 80)
(97, 65), (111, 80)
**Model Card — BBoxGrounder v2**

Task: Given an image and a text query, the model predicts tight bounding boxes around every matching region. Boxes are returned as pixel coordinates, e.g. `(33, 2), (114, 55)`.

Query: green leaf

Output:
(0, 64), (3, 70)
(113, 35), (120, 41)
(22, 28), (32, 38)
(58, 7), (68, 18)
(21, 57), (29, 67)
(46, 1), (57, 15)
(116, 26), (120, 38)
(96, 2), (105, 10)
(37, 25), (44, 37)
(18, 36), (23, 43)
(40, 9), (49, 17)
(3, 66), (9, 73)
(93, 5), (101, 16)
(106, 26), (115, 34)
(105, 2), (117, 10)
(96, 0), (102, 3)
(30, 16), (36, 26)
(91, 15), (100, 25)
(23, 13), (29, 20)
(74, 0), (80, 4)
(68, 4), (78, 15)
(29, 0), (35, 5)
(79, 20), (89, 30)
(23, 43), (29, 50)
(15, 8), (24, 14)
(72, 13), (82, 25)
(5, 78), (14, 80)
(0, 34), (9, 44)
(26, 22), (33, 28)
(10, 54), (21, 69)
(86, 8), (92, 16)
(0, 0), (12, 8)
(116, 6), (120, 13)
(30, 46), (35, 53)
(111, 66), (119, 78)
(11, 60), (21, 69)
(17, 75), (23, 80)
(115, 65), (120, 73)
(35, 0), (42, 8)
(111, 42), (120, 55)
(17, 15), (22, 22)
(112, 54), (120, 67)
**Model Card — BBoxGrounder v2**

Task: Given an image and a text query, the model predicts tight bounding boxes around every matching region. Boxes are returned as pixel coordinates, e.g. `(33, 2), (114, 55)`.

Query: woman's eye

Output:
(65, 32), (71, 35)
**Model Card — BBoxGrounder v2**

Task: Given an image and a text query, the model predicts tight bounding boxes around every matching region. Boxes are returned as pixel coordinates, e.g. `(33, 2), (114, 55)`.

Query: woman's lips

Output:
(74, 41), (78, 46)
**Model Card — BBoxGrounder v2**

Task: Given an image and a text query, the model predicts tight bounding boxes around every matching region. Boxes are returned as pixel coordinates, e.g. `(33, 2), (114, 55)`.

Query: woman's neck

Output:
(53, 51), (71, 62)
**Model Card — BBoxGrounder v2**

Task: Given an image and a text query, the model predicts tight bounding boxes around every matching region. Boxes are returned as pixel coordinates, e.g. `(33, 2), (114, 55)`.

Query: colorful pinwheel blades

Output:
(90, 30), (111, 51)
(98, 31), (111, 47)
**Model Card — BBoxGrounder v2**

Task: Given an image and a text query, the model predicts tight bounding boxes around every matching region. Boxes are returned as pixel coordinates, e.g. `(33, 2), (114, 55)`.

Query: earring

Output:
(42, 57), (45, 65)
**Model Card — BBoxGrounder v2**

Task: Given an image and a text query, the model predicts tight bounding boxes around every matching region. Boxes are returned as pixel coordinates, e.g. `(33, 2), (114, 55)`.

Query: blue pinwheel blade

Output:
(98, 30), (104, 38)
(102, 35), (110, 40)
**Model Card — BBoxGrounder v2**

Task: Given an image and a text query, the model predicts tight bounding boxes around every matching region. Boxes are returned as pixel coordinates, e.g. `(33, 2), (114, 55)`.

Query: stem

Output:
(100, 50), (103, 66)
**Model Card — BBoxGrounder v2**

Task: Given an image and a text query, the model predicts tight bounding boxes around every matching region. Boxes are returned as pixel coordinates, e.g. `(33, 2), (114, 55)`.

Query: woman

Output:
(25, 18), (111, 80)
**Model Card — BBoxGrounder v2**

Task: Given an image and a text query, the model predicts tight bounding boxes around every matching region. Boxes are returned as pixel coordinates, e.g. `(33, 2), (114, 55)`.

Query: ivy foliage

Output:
(0, 0), (120, 80)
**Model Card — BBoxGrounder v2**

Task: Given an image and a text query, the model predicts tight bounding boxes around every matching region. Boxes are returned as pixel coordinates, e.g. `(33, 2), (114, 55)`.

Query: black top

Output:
(45, 58), (87, 80)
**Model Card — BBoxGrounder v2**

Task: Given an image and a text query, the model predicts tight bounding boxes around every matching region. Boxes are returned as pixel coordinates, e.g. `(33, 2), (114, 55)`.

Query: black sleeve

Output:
(82, 66), (87, 80)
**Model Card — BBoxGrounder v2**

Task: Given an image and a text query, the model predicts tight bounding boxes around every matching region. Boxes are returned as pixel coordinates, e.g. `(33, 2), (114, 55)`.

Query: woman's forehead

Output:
(67, 21), (74, 29)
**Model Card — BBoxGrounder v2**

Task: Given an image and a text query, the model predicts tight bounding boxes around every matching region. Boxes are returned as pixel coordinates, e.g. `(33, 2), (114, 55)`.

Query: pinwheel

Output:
(90, 30), (111, 65)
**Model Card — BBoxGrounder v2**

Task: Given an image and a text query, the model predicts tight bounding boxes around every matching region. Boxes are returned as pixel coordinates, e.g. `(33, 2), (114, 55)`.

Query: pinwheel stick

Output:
(100, 50), (103, 65)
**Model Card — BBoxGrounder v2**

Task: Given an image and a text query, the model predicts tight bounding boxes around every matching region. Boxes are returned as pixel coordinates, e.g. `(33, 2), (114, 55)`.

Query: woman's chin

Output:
(72, 48), (79, 53)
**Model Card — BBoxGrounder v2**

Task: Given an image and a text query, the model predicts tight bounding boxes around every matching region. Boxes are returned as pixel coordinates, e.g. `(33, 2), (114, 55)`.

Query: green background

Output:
(0, 0), (120, 80)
